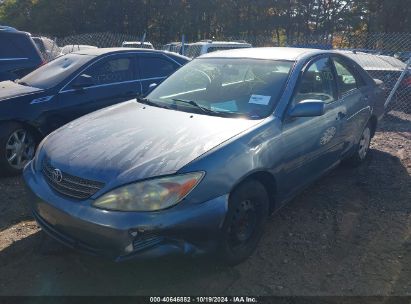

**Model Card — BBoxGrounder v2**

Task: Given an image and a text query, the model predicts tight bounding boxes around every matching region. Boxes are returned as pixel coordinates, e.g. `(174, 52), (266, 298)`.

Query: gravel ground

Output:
(0, 112), (410, 296)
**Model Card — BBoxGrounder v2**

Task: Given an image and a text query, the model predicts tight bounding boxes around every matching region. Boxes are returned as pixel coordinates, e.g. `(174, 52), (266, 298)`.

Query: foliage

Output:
(0, 0), (410, 43)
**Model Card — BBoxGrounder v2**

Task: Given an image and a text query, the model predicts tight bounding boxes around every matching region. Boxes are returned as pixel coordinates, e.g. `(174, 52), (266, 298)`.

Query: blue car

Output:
(0, 48), (189, 175)
(24, 47), (385, 265)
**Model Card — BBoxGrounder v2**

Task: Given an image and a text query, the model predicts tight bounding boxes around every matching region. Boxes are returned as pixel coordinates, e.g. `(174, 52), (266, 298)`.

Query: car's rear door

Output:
(331, 56), (371, 155)
(279, 56), (346, 198)
(138, 54), (181, 94)
(58, 53), (142, 124)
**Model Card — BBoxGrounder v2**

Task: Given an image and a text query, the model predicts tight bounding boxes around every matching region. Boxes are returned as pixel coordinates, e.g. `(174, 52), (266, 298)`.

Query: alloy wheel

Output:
(5, 129), (35, 169)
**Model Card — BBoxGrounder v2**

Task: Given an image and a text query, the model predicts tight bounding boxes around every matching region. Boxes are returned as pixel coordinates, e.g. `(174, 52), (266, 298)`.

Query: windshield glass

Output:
(19, 53), (94, 89)
(146, 58), (294, 119)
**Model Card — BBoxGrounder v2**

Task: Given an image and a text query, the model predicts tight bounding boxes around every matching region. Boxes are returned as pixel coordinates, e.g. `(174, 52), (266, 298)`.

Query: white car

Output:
(60, 45), (98, 55)
(184, 40), (252, 58)
(121, 41), (154, 49)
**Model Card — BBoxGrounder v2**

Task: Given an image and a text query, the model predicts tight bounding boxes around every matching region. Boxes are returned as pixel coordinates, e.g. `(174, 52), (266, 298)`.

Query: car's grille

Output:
(42, 160), (105, 200)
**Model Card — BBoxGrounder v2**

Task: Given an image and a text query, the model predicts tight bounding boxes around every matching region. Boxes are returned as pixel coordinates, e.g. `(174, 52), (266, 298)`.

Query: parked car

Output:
(0, 48), (189, 175)
(0, 26), (44, 81)
(60, 44), (98, 56)
(121, 41), (154, 49)
(184, 40), (252, 58)
(394, 51), (411, 63)
(24, 47), (385, 264)
(339, 51), (411, 113)
(161, 42), (182, 54)
(32, 36), (61, 62)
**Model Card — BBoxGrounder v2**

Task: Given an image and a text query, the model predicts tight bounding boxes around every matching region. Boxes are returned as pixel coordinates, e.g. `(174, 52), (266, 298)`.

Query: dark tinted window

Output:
(82, 57), (134, 85)
(294, 57), (336, 104)
(140, 57), (178, 78)
(0, 35), (25, 57)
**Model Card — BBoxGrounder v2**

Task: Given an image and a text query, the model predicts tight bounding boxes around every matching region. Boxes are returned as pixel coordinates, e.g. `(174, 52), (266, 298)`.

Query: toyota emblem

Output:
(52, 168), (63, 183)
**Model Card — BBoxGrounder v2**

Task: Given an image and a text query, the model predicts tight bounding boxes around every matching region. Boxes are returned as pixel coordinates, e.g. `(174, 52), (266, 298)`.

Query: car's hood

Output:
(42, 101), (263, 189)
(0, 81), (43, 100)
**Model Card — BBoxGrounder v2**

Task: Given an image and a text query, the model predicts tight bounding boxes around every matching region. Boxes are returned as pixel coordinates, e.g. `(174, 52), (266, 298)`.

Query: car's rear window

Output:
(346, 53), (403, 70)
(20, 53), (94, 89)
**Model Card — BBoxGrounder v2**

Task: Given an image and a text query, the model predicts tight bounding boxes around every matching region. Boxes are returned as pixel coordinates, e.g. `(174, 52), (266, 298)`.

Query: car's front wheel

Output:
(219, 180), (269, 265)
(0, 122), (36, 176)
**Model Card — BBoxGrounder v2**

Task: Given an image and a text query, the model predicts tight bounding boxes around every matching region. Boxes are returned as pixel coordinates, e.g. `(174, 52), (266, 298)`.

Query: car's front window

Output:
(146, 58), (294, 119)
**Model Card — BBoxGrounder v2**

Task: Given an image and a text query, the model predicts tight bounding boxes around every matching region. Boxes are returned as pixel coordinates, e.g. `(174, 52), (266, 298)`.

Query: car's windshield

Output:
(146, 58), (294, 119)
(19, 53), (95, 89)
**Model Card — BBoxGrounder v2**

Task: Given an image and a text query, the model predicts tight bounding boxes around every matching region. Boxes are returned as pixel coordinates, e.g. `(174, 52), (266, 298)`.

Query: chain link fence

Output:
(37, 31), (411, 122)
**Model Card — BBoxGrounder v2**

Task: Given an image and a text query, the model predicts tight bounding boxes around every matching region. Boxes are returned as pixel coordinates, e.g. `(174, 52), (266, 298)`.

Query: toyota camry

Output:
(24, 47), (385, 265)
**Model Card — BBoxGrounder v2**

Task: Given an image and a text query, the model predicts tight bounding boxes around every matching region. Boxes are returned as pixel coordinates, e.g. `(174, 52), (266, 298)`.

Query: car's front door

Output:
(279, 56), (346, 198)
(58, 54), (142, 125)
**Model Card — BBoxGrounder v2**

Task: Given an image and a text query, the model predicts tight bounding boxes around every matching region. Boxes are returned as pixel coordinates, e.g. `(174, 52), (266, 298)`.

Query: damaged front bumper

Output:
(23, 162), (228, 261)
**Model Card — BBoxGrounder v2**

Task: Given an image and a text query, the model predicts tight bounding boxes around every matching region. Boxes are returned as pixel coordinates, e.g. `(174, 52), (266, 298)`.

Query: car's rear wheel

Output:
(0, 122), (36, 176)
(219, 180), (269, 265)
(346, 122), (372, 166)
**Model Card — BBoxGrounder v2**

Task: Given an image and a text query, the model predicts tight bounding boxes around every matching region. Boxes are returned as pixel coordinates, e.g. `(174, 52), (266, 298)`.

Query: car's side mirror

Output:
(288, 99), (326, 117)
(72, 74), (94, 89)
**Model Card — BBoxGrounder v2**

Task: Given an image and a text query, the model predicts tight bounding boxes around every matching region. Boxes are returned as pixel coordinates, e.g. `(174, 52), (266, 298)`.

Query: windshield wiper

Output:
(171, 98), (220, 115)
(137, 97), (170, 109)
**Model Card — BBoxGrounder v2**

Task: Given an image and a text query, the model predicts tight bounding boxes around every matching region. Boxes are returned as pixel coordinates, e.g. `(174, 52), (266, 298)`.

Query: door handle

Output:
(362, 95), (369, 102)
(337, 112), (346, 120)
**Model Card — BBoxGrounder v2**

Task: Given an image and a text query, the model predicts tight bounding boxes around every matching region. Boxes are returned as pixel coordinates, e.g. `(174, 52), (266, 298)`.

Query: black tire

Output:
(0, 122), (36, 176)
(345, 122), (372, 167)
(219, 179), (269, 265)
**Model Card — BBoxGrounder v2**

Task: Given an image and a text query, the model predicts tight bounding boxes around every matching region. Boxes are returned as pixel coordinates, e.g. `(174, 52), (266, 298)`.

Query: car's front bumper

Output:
(23, 162), (228, 261)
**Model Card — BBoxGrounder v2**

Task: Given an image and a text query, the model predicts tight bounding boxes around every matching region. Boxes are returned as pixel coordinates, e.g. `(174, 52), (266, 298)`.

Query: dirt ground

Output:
(0, 112), (410, 296)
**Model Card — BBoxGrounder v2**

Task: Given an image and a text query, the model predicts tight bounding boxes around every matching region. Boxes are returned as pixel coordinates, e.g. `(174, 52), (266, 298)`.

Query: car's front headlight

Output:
(92, 172), (204, 212)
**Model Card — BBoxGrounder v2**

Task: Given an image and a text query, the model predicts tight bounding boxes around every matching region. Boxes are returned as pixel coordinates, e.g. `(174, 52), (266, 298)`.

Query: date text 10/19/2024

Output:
(150, 297), (258, 303)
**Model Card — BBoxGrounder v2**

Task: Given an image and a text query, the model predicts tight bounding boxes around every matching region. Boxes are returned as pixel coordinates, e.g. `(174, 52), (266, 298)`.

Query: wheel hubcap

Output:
(229, 200), (257, 247)
(358, 127), (371, 160)
(5, 129), (35, 169)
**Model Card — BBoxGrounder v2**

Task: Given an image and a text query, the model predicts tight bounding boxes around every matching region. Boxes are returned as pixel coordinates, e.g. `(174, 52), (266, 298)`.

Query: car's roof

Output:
(122, 41), (153, 45)
(190, 40), (251, 46)
(199, 47), (331, 61)
(0, 26), (31, 36)
(336, 51), (406, 71)
(72, 47), (190, 60)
